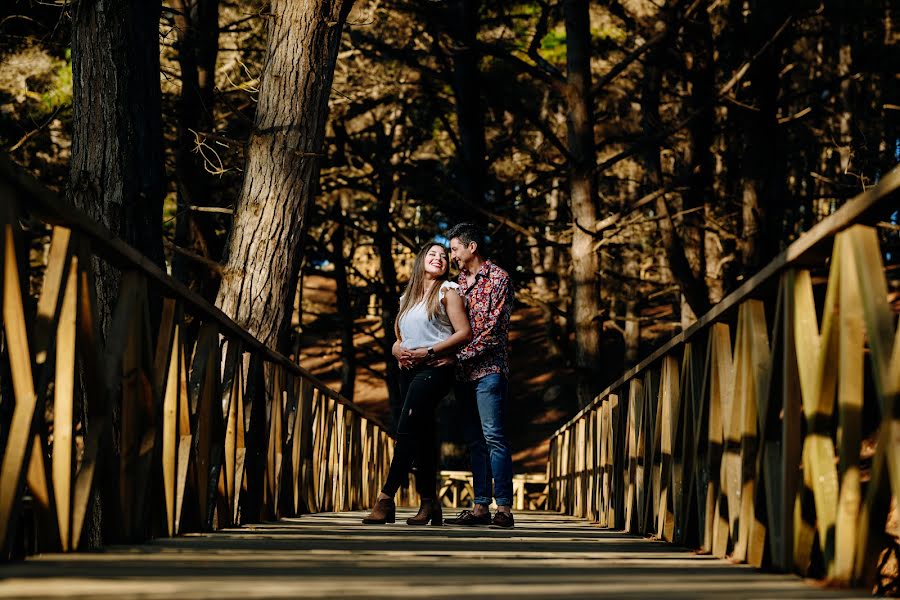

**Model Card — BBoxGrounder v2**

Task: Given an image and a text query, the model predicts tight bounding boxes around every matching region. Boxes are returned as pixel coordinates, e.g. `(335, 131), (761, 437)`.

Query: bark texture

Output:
(215, 0), (354, 350)
(69, 0), (166, 335)
(68, 0), (166, 548)
(564, 0), (602, 408)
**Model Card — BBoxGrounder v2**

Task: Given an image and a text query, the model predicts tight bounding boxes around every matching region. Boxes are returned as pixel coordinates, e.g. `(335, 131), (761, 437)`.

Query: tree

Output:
(563, 0), (602, 407)
(69, 0), (166, 334)
(640, 1), (710, 320)
(330, 198), (356, 400)
(215, 0), (355, 351)
(3, 0), (898, 515)
(446, 0), (488, 212)
(171, 0), (221, 297)
(737, 0), (790, 271)
(67, 0), (167, 546)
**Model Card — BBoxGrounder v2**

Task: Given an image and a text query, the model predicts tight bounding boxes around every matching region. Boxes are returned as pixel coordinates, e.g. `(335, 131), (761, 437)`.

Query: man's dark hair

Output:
(446, 222), (487, 254)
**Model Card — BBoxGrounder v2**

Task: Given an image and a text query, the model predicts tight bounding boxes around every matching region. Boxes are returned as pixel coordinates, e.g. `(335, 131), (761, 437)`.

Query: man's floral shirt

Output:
(455, 259), (513, 382)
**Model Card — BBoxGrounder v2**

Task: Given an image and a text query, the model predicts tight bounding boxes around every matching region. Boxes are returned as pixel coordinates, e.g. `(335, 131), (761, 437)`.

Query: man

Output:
(442, 223), (515, 528)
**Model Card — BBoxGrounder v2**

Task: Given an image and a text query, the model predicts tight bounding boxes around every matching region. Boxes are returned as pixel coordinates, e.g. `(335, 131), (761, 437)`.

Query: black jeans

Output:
(381, 364), (454, 499)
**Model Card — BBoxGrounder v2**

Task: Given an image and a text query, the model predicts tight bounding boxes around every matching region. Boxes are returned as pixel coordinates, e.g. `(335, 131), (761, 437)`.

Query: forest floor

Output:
(296, 275), (579, 473)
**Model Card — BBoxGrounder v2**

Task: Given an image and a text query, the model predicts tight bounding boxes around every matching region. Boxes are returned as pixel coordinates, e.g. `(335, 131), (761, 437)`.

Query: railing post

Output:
(543, 174), (900, 591)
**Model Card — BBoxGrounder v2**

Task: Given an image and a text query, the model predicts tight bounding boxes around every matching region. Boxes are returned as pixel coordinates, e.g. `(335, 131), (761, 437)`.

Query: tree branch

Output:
(163, 239), (223, 276)
(590, 0), (700, 98)
(526, 1), (564, 81)
(595, 15), (794, 175)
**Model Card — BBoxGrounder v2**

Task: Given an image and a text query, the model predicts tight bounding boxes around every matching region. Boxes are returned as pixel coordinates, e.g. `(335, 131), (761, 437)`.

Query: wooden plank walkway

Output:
(0, 511), (869, 599)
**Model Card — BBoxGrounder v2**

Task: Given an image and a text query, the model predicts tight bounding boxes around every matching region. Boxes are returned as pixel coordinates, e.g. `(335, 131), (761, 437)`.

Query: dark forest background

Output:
(2, 0), (898, 465)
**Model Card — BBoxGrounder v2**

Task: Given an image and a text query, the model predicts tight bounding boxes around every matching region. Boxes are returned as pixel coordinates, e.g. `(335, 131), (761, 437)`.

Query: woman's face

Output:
(422, 245), (448, 278)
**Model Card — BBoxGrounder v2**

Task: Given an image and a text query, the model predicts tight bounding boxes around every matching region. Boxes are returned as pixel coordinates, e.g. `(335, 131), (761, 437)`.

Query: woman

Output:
(362, 242), (471, 525)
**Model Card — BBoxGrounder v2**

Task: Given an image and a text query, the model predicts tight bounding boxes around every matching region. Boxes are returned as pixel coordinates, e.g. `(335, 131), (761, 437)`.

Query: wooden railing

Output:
(438, 471), (548, 511)
(0, 157), (413, 557)
(548, 166), (900, 590)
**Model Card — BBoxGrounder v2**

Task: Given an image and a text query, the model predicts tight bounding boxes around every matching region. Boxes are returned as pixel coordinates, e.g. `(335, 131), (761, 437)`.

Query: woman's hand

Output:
(399, 347), (429, 369)
(393, 340), (416, 369)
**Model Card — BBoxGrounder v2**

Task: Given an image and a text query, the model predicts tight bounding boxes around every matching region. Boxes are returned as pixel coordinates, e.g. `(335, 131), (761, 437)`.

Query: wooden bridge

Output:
(0, 510), (867, 599)
(0, 156), (898, 597)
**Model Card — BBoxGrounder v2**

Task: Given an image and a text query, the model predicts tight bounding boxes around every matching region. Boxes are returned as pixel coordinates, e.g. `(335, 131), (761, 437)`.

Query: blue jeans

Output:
(458, 374), (513, 507)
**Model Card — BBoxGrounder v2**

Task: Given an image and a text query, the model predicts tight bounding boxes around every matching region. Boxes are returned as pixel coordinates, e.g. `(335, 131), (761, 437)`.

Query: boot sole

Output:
(361, 517), (396, 524)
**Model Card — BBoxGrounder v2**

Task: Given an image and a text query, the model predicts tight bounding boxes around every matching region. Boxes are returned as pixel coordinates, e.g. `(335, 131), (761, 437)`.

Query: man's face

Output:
(449, 237), (475, 269)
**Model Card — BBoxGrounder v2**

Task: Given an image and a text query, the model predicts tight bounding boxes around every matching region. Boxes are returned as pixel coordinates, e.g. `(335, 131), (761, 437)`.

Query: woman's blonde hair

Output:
(395, 243), (449, 339)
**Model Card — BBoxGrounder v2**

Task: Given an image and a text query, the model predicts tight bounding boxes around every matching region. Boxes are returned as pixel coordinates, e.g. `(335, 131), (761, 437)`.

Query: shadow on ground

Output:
(0, 511), (864, 599)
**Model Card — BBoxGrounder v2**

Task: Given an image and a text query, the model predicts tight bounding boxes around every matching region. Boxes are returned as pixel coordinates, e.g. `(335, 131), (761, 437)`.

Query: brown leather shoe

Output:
(444, 509), (491, 526)
(490, 511), (514, 528)
(362, 497), (396, 524)
(407, 499), (443, 526)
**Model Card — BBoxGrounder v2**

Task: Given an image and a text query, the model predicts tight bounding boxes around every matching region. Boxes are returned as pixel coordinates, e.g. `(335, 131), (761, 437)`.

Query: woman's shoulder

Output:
(439, 281), (463, 301)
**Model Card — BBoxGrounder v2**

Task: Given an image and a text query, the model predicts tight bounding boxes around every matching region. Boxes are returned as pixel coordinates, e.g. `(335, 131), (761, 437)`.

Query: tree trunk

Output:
(215, 0), (355, 351)
(528, 234), (564, 359)
(548, 183), (569, 315)
(684, 8), (715, 310)
(624, 298), (639, 366)
(530, 103), (566, 360)
(564, 0), (602, 408)
(447, 0), (487, 212)
(332, 202), (356, 400)
(172, 0), (221, 298)
(641, 6), (710, 321)
(70, 0), (166, 334)
(622, 251), (641, 368)
(69, 0), (166, 547)
(739, 0), (788, 270)
(621, 166), (641, 367)
(374, 188), (402, 428)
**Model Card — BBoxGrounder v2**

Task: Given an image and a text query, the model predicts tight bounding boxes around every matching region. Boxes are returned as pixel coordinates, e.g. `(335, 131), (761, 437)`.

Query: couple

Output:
(362, 223), (515, 528)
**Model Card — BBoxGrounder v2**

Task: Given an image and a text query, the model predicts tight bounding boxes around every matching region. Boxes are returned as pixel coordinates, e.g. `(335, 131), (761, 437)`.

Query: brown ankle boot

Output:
(406, 498), (442, 526)
(362, 497), (396, 524)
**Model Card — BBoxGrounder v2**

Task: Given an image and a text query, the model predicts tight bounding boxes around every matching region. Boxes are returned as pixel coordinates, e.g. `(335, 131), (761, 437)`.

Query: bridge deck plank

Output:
(0, 511), (862, 599)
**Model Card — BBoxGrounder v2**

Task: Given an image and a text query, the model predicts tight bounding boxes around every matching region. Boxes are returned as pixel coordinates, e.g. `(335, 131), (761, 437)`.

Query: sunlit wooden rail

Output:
(0, 156), (417, 558)
(548, 166), (900, 591)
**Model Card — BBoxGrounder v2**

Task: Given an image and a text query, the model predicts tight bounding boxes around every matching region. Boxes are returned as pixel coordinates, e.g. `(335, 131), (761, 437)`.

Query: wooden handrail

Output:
(1, 154), (421, 559)
(547, 163), (900, 590)
(555, 164), (900, 436)
(0, 155), (386, 432)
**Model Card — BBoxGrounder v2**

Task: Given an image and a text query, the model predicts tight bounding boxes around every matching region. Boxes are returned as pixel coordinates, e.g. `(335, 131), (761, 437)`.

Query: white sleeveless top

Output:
(398, 281), (462, 350)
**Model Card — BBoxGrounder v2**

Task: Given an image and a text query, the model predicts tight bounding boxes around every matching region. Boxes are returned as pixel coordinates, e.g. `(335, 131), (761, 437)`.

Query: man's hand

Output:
(428, 354), (456, 368)
(398, 347), (428, 369)
(396, 346), (455, 369)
